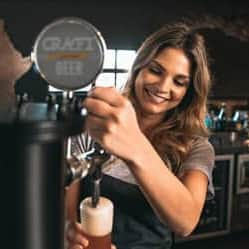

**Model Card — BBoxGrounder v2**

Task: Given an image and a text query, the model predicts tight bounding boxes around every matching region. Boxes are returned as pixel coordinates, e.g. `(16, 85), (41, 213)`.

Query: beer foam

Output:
(80, 197), (113, 236)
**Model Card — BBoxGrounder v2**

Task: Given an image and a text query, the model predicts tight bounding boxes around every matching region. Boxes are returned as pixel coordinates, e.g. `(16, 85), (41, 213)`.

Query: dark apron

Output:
(80, 174), (173, 249)
(80, 175), (172, 249)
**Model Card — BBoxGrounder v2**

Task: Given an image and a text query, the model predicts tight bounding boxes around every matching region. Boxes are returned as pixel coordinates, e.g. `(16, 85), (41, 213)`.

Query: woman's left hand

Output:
(83, 87), (145, 162)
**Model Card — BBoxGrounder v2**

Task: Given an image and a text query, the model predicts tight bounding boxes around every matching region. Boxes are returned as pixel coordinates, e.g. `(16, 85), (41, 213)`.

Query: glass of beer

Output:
(80, 197), (114, 249)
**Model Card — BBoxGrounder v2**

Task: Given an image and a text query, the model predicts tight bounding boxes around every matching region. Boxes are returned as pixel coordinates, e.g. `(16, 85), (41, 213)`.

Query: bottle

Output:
(209, 110), (217, 131)
(232, 110), (240, 131)
(205, 112), (213, 129)
(217, 102), (227, 131)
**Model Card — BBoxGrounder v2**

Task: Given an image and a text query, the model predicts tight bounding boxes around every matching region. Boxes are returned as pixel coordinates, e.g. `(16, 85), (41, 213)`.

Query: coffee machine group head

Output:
(0, 17), (107, 249)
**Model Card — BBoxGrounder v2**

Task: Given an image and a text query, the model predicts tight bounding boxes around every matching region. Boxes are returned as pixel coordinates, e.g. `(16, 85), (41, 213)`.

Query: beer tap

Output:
(89, 143), (110, 207)
(65, 136), (110, 206)
(0, 17), (108, 249)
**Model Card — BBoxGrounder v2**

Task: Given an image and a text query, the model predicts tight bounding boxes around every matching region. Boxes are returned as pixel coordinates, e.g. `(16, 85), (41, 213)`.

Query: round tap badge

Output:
(32, 17), (106, 90)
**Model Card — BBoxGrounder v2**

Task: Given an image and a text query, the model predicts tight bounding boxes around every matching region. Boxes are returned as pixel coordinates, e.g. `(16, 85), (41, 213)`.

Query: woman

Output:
(65, 21), (215, 249)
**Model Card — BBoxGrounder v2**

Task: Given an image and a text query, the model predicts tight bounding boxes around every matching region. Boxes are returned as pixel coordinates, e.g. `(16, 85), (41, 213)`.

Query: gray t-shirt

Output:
(103, 135), (215, 199)
(178, 136), (215, 199)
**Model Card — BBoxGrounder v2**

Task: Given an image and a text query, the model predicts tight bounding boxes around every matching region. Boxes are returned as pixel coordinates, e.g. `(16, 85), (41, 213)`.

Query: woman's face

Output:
(134, 47), (191, 120)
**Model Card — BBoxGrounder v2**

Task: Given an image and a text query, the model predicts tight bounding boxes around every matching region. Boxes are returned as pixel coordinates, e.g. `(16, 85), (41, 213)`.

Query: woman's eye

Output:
(148, 66), (161, 75)
(174, 80), (187, 87)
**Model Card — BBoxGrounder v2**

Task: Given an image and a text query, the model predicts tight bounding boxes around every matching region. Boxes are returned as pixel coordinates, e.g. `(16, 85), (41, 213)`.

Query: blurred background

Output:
(0, 1), (248, 248)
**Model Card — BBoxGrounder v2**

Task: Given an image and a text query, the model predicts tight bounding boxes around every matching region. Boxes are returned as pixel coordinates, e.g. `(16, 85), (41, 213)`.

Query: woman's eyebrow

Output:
(151, 60), (164, 69)
(152, 60), (190, 80)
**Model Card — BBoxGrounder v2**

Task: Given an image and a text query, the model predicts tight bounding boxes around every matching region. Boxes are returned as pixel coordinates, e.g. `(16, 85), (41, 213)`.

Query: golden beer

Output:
(82, 232), (112, 249)
(80, 197), (114, 249)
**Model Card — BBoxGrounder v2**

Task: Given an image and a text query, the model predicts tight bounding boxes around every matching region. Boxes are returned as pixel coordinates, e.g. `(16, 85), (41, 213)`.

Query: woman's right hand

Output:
(65, 221), (89, 249)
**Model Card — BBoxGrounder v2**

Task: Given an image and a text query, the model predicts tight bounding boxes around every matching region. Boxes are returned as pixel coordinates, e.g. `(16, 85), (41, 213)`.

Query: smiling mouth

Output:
(145, 87), (170, 103)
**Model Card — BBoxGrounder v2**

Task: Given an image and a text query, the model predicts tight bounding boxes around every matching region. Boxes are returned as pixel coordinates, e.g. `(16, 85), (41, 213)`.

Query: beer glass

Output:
(80, 197), (114, 249)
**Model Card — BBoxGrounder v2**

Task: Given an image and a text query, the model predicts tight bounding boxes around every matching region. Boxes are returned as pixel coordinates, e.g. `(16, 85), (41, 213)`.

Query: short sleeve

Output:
(180, 136), (215, 200)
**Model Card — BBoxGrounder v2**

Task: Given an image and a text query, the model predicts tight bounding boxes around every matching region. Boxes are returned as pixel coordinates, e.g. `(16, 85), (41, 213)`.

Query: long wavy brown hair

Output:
(123, 22), (212, 175)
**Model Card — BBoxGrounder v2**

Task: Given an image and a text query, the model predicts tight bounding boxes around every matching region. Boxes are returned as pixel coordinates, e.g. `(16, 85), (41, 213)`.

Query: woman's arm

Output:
(83, 87), (210, 237)
(127, 139), (208, 236)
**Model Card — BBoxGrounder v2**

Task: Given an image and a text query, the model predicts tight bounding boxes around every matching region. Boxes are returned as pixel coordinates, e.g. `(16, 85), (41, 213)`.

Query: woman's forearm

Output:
(127, 138), (203, 236)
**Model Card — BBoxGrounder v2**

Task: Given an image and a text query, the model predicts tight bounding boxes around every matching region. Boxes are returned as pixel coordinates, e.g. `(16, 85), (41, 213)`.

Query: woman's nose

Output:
(158, 76), (172, 93)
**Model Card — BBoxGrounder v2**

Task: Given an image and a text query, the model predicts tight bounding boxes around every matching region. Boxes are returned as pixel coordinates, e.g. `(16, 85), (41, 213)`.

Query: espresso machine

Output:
(0, 18), (108, 249)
